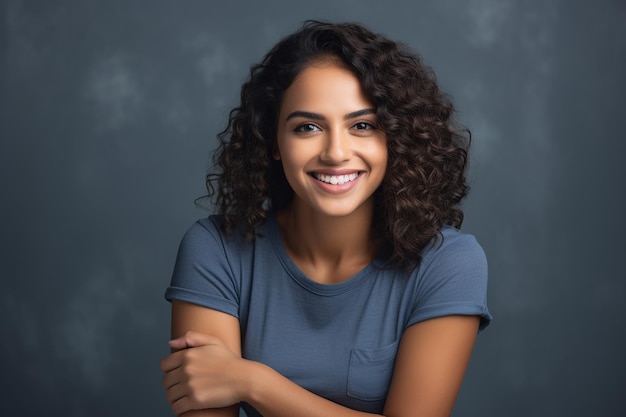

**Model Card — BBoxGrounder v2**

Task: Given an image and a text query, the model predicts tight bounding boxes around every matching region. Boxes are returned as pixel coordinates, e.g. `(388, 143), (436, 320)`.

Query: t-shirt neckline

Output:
(267, 212), (380, 296)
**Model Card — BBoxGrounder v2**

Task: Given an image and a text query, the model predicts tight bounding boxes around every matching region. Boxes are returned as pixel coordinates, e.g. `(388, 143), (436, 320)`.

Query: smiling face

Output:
(275, 60), (388, 219)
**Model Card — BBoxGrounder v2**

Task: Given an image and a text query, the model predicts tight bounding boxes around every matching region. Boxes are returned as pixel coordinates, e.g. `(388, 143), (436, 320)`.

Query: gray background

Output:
(1, 1), (625, 416)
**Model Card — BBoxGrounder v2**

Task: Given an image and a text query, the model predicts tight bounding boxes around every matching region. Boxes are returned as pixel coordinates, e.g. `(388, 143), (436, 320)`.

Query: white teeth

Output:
(314, 172), (360, 184)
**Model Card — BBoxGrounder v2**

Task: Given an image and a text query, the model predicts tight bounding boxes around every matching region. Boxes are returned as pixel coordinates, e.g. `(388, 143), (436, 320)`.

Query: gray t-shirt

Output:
(165, 214), (491, 415)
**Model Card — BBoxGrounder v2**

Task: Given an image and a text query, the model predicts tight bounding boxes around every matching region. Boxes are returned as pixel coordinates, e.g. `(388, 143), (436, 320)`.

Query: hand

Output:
(160, 331), (248, 416)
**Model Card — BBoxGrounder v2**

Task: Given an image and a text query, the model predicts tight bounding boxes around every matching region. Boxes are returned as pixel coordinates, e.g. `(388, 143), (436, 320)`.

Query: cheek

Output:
(278, 140), (311, 167)
(369, 140), (388, 172)
(278, 148), (306, 178)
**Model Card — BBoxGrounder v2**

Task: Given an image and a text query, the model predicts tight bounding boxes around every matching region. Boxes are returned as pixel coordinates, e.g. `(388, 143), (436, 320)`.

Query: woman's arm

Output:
(164, 300), (242, 417)
(162, 314), (479, 417)
(383, 315), (480, 417)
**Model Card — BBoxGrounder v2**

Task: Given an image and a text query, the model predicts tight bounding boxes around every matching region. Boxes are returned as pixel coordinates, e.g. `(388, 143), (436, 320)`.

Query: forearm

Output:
(180, 406), (239, 417)
(244, 361), (384, 417)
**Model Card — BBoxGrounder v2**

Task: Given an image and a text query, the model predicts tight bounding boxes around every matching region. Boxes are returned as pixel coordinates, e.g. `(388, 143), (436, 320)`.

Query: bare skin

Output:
(165, 302), (241, 417)
(161, 62), (481, 417)
(162, 313), (478, 417)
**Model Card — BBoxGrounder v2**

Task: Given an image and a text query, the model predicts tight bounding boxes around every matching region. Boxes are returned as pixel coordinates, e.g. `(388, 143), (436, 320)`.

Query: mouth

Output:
(310, 171), (362, 185)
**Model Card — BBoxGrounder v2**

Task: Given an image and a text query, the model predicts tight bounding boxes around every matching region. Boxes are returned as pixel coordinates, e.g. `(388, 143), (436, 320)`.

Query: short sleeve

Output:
(407, 232), (492, 331)
(164, 217), (240, 318)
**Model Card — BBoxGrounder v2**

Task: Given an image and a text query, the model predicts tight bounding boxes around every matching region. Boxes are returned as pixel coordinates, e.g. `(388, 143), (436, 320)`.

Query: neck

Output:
(278, 197), (377, 270)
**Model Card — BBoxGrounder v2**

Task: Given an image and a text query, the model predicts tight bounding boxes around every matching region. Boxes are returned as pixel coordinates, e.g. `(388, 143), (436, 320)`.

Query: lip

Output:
(308, 169), (362, 176)
(308, 170), (363, 194)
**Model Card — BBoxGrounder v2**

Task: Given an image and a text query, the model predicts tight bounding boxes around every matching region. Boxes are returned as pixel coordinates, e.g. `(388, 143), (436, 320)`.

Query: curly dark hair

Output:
(205, 20), (470, 270)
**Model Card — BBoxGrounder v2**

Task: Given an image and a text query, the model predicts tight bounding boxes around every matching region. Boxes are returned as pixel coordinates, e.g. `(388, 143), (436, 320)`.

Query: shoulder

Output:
(173, 216), (237, 269)
(178, 214), (276, 263)
(183, 215), (225, 240)
(407, 226), (491, 330)
(420, 226), (487, 275)
(180, 215), (243, 250)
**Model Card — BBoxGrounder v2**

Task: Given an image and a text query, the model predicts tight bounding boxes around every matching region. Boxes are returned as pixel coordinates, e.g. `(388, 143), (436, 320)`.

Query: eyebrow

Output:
(285, 108), (376, 122)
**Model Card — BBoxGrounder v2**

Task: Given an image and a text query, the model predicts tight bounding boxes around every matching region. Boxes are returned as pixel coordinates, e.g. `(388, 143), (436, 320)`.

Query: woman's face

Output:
(275, 61), (387, 218)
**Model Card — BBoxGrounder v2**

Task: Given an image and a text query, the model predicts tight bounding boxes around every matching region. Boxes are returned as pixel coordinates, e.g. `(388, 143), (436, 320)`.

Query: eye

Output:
(352, 121), (375, 130)
(294, 123), (321, 133)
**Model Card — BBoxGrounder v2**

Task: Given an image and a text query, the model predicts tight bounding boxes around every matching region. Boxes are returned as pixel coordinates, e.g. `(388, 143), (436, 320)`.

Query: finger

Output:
(168, 330), (201, 351)
(172, 395), (196, 416)
(160, 351), (183, 373)
(171, 331), (222, 349)
(165, 381), (188, 405)
(162, 367), (182, 390)
(168, 338), (189, 351)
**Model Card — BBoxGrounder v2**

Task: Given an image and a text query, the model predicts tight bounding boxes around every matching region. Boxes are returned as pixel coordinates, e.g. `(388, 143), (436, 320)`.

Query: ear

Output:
(272, 142), (281, 160)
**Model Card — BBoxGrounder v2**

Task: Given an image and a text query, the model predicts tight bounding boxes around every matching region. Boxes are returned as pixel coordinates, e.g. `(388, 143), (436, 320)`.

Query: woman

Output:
(161, 21), (491, 417)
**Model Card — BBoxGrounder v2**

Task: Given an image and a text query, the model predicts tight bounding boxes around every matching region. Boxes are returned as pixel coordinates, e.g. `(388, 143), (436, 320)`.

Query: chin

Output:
(314, 203), (367, 218)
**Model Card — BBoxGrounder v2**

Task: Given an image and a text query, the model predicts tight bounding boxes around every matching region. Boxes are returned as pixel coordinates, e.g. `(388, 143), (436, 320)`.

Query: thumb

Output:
(169, 331), (221, 350)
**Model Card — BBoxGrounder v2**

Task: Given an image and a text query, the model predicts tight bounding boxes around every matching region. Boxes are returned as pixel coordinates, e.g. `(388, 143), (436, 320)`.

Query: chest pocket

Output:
(346, 340), (399, 401)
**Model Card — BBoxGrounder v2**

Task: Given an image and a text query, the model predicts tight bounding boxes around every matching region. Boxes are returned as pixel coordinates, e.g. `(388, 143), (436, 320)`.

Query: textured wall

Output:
(1, 1), (625, 416)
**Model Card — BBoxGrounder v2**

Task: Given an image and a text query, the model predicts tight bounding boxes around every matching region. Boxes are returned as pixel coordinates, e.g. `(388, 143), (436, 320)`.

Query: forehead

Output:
(279, 62), (373, 117)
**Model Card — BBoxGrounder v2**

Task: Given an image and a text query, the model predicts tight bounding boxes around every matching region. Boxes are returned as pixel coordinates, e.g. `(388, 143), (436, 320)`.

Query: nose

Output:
(320, 128), (352, 164)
